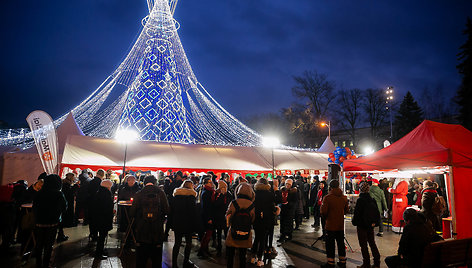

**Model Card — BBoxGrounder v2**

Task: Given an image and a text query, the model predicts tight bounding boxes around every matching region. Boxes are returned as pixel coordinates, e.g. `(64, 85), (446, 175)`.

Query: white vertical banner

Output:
(26, 110), (59, 175)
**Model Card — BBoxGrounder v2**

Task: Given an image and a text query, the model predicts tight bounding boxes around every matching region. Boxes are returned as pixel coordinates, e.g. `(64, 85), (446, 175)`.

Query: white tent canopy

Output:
(317, 136), (335, 153)
(61, 135), (330, 174)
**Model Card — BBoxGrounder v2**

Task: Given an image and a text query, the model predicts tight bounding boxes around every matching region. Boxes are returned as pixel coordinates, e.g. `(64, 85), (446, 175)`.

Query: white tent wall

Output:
(61, 135), (330, 174)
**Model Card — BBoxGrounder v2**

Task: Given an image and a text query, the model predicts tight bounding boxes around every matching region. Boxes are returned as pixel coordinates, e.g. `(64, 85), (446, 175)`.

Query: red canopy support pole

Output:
(445, 166), (456, 239)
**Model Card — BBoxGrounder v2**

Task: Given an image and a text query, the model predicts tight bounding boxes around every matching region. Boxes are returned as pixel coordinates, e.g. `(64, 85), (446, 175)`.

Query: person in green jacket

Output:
(369, 179), (387, 236)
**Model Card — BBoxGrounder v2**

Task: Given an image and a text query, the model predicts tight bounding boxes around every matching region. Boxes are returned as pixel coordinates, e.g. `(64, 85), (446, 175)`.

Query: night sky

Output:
(0, 0), (471, 127)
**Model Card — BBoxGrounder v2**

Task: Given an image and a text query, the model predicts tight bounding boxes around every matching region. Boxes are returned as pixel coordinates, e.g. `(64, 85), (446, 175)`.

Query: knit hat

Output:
(360, 182), (370, 193)
(100, 179), (113, 190)
(371, 179), (379, 185)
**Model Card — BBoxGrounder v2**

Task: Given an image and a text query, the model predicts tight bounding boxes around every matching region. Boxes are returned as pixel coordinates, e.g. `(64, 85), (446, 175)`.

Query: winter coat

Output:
(21, 186), (39, 204)
(118, 183), (141, 201)
(253, 182), (276, 229)
(212, 189), (232, 229)
(130, 185), (169, 244)
(397, 215), (435, 267)
(89, 186), (114, 231)
(369, 185), (387, 215)
(225, 183), (255, 248)
(421, 187), (441, 231)
(33, 175), (67, 225)
(308, 181), (320, 206)
(87, 177), (102, 204)
(352, 192), (380, 229)
(321, 188), (348, 231)
(76, 176), (90, 205)
(201, 185), (215, 228)
(171, 187), (199, 235)
(62, 182), (78, 227)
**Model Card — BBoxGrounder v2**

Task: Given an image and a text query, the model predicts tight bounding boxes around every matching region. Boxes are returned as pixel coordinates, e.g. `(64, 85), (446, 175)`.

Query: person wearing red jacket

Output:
(388, 178), (409, 233)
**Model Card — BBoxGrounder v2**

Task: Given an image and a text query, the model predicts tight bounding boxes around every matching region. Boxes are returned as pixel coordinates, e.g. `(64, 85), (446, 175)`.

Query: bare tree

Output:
(363, 88), (388, 138)
(337, 88), (363, 144)
(292, 70), (337, 122)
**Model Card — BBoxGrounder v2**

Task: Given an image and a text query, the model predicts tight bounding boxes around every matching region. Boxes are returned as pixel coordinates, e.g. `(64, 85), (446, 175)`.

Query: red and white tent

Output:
(344, 120), (472, 239)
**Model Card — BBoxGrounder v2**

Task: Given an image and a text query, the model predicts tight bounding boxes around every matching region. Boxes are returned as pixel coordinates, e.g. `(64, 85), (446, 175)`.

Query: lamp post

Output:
(320, 121), (331, 138)
(385, 86), (394, 139)
(115, 129), (138, 184)
(262, 136), (280, 180)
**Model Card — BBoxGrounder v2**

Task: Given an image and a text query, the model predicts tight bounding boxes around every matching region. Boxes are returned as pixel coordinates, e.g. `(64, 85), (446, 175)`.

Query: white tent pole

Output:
(446, 166), (456, 238)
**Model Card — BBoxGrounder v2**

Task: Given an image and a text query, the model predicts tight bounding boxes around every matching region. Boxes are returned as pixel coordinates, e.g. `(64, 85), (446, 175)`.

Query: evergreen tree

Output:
(455, 17), (472, 130)
(394, 91), (424, 139)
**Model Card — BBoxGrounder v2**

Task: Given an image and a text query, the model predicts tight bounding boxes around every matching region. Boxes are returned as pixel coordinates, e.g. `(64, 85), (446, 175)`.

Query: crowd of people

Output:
(0, 168), (448, 268)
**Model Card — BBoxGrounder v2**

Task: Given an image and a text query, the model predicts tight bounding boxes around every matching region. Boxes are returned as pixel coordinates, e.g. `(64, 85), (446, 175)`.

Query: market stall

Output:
(343, 120), (472, 239)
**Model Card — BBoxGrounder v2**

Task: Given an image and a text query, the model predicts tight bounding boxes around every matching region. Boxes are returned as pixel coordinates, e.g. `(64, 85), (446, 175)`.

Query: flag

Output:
(26, 110), (59, 174)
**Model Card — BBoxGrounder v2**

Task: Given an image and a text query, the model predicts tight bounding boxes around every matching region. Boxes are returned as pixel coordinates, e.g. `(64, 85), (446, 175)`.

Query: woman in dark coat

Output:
(62, 173), (78, 227)
(213, 180), (232, 256)
(75, 170), (91, 225)
(251, 178), (276, 266)
(421, 180), (441, 231)
(89, 180), (114, 259)
(278, 178), (298, 242)
(171, 180), (199, 268)
(198, 177), (215, 257)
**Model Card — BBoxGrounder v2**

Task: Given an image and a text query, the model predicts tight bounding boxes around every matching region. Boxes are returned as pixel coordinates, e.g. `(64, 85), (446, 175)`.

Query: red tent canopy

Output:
(344, 120), (472, 239)
(344, 120), (472, 171)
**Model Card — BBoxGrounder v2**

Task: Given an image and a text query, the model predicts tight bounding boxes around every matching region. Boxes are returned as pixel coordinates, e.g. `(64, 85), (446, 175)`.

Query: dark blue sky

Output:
(1, 0), (470, 127)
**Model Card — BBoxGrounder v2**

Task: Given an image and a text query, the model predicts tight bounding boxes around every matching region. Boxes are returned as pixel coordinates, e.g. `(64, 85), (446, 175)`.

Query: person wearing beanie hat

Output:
(89, 178), (114, 259)
(129, 175), (169, 267)
(352, 182), (381, 268)
(369, 179), (387, 237)
(33, 174), (67, 268)
(320, 180), (348, 267)
(213, 179), (232, 256)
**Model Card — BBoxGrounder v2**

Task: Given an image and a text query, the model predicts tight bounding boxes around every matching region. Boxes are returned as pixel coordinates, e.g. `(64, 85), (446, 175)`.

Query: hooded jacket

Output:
(254, 181), (276, 228)
(225, 183), (255, 248)
(321, 187), (348, 231)
(369, 184), (387, 214)
(171, 187), (199, 234)
(33, 174), (67, 225)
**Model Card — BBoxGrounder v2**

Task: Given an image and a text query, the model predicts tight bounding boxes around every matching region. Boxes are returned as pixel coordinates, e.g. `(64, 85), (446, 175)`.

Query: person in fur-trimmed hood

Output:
(171, 180), (198, 268)
(251, 178), (277, 266)
(225, 182), (255, 268)
(278, 178), (298, 243)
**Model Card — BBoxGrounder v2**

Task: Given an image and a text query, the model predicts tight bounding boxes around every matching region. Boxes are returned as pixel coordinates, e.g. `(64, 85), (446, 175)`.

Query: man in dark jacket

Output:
(87, 169), (105, 241)
(352, 182), (381, 268)
(130, 175), (169, 268)
(321, 180), (349, 268)
(33, 174), (67, 268)
(164, 171), (184, 240)
(89, 179), (114, 259)
(278, 178), (298, 243)
(198, 177), (215, 257)
(76, 169), (91, 225)
(385, 208), (436, 268)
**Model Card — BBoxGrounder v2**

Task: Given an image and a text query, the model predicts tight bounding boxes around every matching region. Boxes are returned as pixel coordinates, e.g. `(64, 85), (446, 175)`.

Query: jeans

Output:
(378, 216), (384, 233)
(253, 225), (269, 259)
(136, 243), (163, 268)
(35, 226), (58, 268)
(172, 233), (192, 267)
(325, 230), (346, 262)
(227, 247), (247, 268)
(357, 227), (380, 266)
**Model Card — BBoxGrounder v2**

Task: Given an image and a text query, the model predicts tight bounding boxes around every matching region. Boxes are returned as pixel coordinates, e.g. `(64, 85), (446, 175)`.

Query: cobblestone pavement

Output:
(1, 216), (400, 267)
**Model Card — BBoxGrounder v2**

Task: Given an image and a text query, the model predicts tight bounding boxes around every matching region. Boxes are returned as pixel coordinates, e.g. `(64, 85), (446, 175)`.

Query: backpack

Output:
(432, 195), (446, 215)
(230, 201), (254, 240)
(141, 192), (160, 223)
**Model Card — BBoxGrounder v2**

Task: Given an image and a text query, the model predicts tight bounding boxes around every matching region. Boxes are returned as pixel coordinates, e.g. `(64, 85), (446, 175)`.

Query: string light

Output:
(0, 0), (265, 148)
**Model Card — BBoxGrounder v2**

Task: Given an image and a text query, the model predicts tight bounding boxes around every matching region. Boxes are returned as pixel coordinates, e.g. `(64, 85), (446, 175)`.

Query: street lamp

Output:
(320, 121), (331, 138)
(262, 136), (280, 180)
(385, 86), (394, 139)
(115, 129), (138, 184)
